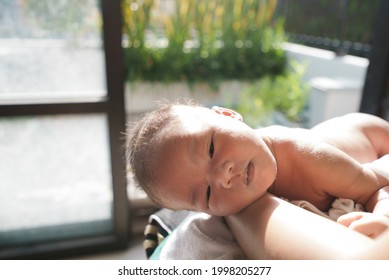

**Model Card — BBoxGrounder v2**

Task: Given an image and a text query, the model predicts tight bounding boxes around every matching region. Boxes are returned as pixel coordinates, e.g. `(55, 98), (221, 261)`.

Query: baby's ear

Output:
(211, 106), (243, 122)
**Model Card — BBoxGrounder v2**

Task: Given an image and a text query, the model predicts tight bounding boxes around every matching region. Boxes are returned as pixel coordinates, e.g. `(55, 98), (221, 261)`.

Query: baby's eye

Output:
(207, 185), (211, 202)
(209, 139), (214, 158)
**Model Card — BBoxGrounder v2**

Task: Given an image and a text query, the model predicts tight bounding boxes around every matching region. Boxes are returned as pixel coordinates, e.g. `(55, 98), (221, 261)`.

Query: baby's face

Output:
(153, 106), (277, 216)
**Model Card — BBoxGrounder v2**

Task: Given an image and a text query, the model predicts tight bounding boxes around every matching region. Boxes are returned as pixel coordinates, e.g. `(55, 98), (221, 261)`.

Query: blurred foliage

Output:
(121, 0), (287, 86)
(234, 60), (309, 127)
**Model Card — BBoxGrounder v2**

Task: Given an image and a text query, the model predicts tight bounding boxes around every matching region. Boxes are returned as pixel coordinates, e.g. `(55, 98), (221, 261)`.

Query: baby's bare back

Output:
(259, 113), (389, 211)
(311, 113), (389, 162)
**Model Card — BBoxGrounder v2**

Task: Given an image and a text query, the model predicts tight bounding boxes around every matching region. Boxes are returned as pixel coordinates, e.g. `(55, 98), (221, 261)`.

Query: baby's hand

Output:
(337, 212), (389, 239)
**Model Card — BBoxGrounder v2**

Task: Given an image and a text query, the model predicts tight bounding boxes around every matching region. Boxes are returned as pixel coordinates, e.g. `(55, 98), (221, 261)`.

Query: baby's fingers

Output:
(347, 219), (388, 239)
(336, 212), (364, 227)
(337, 212), (389, 239)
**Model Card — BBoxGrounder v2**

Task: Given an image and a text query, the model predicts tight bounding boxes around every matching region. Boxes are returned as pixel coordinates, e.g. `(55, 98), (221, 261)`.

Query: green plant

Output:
(233, 60), (309, 127)
(121, 0), (287, 86)
(122, 0), (155, 81)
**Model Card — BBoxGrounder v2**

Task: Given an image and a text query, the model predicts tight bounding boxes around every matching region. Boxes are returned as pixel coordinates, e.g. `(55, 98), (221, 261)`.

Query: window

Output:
(0, 0), (128, 258)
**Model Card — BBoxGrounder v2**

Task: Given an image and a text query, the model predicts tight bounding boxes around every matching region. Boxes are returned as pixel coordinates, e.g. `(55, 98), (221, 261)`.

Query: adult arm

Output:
(352, 229), (389, 259)
(225, 192), (374, 259)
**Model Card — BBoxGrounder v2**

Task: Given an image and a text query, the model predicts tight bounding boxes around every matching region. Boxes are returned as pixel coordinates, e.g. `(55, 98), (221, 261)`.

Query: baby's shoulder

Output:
(257, 125), (313, 142)
(257, 125), (319, 155)
(257, 125), (295, 135)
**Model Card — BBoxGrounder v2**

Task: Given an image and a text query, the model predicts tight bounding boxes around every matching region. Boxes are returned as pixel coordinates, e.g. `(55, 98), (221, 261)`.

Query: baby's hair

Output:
(126, 98), (202, 206)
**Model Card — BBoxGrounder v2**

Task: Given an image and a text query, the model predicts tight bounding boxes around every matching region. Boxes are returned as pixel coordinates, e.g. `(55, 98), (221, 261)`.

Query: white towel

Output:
(289, 198), (365, 221)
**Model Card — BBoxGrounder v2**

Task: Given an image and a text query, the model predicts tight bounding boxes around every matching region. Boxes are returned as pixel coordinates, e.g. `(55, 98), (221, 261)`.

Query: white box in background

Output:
(308, 77), (363, 127)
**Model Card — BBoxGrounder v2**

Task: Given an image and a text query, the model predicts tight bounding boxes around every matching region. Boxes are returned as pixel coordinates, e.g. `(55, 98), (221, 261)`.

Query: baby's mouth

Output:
(244, 162), (253, 186)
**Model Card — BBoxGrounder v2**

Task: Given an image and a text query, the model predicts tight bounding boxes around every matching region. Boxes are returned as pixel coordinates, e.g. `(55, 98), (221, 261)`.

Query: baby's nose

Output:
(212, 160), (234, 190)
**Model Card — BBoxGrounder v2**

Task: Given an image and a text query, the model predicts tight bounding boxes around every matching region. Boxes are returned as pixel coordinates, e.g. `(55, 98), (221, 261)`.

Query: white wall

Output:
(284, 43), (369, 127)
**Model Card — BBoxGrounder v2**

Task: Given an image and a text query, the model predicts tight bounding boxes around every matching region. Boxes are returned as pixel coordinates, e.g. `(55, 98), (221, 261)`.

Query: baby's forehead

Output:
(169, 106), (211, 133)
(171, 105), (209, 117)
(153, 107), (208, 151)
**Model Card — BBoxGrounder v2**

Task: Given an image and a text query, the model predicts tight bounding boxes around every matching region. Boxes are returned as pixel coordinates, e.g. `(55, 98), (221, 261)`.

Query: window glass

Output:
(0, 0), (105, 101)
(0, 114), (113, 246)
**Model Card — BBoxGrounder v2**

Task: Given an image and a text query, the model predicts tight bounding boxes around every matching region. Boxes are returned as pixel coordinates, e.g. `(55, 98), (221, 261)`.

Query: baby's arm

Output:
(338, 155), (389, 238)
(366, 186), (389, 215)
(364, 155), (389, 215)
